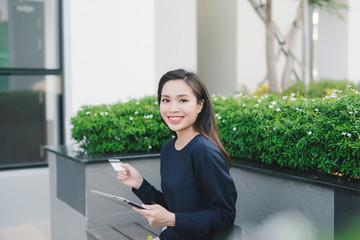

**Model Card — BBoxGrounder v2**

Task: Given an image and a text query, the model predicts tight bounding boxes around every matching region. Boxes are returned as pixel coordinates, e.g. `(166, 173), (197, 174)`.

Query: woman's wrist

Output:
(134, 177), (144, 190)
(168, 212), (176, 227)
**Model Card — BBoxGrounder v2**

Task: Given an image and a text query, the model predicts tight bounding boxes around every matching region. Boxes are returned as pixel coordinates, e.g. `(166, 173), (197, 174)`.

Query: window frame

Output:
(0, 0), (64, 170)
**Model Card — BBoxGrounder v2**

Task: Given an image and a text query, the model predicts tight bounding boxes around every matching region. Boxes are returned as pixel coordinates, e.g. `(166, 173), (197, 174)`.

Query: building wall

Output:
(316, 0), (360, 83)
(347, 0), (360, 83)
(64, 0), (197, 144)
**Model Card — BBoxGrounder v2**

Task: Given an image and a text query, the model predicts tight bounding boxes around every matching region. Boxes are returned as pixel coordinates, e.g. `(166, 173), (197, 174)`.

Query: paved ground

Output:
(0, 222), (50, 240)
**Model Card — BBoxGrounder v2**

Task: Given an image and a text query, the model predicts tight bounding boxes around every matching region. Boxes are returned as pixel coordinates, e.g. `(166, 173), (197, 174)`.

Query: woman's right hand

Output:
(117, 163), (143, 190)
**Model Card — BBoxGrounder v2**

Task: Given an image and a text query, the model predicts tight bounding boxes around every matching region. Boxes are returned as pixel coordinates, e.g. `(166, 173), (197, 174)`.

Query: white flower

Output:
(154, 101), (158, 105)
(217, 116), (222, 119)
(330, 93), (337, 98)
(276, 108), (281, 112)
(271, 101), (277, 105)
(134, 111), (139, 114)
(291, 93), (296, 97)
(255, 104), (259, 107)
(104, 112), (109, 115)
(148, 145), (152, 149)
(144, 114), (153, 119)
(136, 101), (140, 105)
(130, 117), (134, 121)
(222, 120), (225, 123)
(242, 104), (246, 107)
(214, 98), (218, 101)
(282, 96), (288, 100)
(290, 97), (297, 102)
(269, 105), (274, 109)
(258, 99), (262, 103)
(273, 128), (276, 130)
(342, 132), (347, 135)
(307, 131), (312, 135)
(86, 111), (91, 115)
(232, 127), (237, 131)
(347, 85), (352, 88)
(347, 133), (352, 138)
(314, 109), (319, 112)
(349, 112), (354, 114)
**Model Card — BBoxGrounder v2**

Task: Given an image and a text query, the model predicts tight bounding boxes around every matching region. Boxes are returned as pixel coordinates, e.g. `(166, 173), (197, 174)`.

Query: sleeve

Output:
(132, 178), (168, 209)
(174, 145), (237, 237)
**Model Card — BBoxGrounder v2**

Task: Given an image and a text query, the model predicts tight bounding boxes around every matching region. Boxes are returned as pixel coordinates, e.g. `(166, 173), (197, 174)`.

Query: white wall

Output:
(317, 1), (348, 80)
(154, 0), (197, 81)
(347, 0), (360, 83)
(197, 0), (238, 95)
(317, 0), (360, 83)
(64, 0), (197, 144)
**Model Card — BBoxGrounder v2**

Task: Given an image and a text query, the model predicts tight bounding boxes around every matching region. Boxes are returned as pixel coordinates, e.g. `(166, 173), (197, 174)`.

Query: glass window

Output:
(0, 0), (62, 169)
(0, 0), (59, 69)
(0, 75), (62, 168)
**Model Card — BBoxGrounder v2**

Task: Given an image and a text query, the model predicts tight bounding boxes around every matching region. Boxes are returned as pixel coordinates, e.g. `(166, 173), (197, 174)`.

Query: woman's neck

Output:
(175, 130), (200, 150)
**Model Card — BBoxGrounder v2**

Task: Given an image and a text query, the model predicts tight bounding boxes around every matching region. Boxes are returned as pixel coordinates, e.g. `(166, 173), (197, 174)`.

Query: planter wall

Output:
(45, 146), (360, 240)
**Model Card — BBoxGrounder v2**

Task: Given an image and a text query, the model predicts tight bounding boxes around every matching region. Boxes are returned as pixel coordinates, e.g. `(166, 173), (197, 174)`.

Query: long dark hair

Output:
(157, 69), (232, 168)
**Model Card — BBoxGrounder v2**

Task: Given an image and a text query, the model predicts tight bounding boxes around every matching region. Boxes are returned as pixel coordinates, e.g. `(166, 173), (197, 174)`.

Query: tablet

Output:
(90, 190), (146, 210)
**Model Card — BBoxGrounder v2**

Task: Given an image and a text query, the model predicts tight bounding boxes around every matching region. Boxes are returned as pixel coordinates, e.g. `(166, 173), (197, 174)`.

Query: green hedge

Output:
(71, 88), (360, 178)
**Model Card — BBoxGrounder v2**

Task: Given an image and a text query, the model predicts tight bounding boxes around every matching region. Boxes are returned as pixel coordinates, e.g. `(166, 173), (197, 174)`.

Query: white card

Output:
(108, 159), (126, 171)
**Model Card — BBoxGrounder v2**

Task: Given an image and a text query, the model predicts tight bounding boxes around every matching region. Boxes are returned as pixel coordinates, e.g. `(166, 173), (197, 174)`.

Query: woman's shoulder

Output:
(190, 134), (227, 166)
(192, 134), (218, 149)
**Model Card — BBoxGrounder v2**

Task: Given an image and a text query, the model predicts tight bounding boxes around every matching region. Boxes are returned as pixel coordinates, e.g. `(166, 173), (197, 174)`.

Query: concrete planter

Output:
(45, 145), (360, 240)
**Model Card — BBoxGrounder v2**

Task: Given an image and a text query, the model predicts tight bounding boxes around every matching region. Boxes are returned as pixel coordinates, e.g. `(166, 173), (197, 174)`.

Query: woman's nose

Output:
(169, 101), (179, 112)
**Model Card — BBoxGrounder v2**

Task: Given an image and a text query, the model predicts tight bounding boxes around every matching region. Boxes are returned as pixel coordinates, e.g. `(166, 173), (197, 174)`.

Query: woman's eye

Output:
(161, 99), (169, 103)
(180, 99), (188, 103)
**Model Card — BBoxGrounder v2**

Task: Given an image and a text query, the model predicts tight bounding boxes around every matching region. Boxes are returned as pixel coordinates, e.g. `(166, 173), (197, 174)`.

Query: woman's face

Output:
(159, 80), (203, 137)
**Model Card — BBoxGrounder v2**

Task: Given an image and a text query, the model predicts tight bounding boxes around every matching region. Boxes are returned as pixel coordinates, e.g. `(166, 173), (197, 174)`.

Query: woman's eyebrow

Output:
(161, 94), (190, 98)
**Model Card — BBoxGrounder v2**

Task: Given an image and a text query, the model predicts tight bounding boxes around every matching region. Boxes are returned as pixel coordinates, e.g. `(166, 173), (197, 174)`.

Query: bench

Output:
(87, 221), (241, 240)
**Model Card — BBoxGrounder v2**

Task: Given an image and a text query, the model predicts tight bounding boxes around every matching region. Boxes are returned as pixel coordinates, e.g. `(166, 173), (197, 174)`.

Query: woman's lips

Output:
(167, 116), (184, 124)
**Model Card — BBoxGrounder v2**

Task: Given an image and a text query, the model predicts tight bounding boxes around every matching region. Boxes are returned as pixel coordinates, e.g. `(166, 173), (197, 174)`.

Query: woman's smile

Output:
(167, 115), (184, 124)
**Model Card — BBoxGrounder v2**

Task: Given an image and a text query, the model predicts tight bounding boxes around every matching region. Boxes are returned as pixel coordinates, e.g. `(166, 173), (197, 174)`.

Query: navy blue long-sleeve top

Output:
(132, 134), (237, 239)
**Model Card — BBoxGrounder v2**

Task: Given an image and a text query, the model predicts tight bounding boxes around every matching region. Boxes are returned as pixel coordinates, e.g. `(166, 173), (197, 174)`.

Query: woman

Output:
(117, 69), (237, 239)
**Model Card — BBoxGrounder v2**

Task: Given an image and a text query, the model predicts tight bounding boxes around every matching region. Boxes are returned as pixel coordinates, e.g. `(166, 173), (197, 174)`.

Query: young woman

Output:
(117, 69), (237, 239)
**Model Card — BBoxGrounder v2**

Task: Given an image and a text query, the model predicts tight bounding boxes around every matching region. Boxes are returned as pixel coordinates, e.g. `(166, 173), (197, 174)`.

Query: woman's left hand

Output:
(133, 204), (175, 227)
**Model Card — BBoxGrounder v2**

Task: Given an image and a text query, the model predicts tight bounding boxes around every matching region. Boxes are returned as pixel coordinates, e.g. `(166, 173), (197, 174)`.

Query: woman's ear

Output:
(197, 99), (205, 114)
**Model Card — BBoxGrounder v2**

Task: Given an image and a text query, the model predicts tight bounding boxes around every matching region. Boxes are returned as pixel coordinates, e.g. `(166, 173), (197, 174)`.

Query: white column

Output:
(347, 0), (360, 83)
(198, 0), (238, 95)
(154, 0), (197, 82)
(316, 0), (354, 81)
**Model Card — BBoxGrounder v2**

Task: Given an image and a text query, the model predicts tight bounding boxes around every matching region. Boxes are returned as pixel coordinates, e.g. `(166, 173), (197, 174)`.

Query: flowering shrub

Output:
(214, 87), (360, 178)
(71, 96), (170, 153)
(71, 87), (360, 178)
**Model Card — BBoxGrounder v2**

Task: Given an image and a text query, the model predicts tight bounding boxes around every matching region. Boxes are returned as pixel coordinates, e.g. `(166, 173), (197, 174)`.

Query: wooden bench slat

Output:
(112, 222), (158, 240)
(87, 226), (130, 240)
